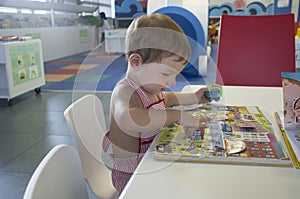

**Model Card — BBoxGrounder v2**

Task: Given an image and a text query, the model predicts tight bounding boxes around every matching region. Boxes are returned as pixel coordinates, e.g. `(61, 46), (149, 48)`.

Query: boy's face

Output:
(137, 56), (186, 94)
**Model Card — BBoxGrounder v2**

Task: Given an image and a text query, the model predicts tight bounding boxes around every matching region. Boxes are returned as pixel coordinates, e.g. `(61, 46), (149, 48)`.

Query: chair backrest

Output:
(64, 94), (117, 199)
(216, 14), (295, 87)
(23, 144), (88, 199)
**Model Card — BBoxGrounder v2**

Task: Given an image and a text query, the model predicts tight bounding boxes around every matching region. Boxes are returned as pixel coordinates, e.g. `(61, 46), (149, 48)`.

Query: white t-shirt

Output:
(101, 19), (110, 33)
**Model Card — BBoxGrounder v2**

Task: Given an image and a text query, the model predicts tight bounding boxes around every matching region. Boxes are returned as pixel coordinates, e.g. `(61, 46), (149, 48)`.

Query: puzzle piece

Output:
(204, 85), (223, 102)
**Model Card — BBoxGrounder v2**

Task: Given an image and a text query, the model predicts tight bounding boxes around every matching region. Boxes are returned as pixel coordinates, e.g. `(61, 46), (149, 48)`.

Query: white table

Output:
(119, 86), (300, 199)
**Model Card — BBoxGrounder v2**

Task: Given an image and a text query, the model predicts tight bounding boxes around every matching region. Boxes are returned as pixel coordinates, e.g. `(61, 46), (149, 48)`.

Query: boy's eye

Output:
(161, 73), (171, 76)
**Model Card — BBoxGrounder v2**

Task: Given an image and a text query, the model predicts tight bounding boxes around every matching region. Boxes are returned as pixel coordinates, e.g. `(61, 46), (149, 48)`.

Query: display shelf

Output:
(0, 39), (45, 106)
(0, 89), (9, 98)
(105, 29), (126, 54)
(0, 0), (97, 13)
(1, 26), (96, 61)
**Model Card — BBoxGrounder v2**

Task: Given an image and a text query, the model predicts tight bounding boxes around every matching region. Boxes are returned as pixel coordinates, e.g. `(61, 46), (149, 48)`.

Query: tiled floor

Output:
(0, 44), (218, 199)
(0, 41), (298, 198)
(0, 73), (218, 199)
(0, 91), (112, 199)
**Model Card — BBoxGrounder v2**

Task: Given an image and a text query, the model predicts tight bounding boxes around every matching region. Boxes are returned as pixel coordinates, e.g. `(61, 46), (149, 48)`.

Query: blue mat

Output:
(42, 48), (209, 92)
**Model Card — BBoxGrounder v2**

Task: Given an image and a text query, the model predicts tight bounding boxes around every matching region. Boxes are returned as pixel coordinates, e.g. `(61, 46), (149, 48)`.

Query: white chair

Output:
(23, 144), (89, 199)
(64, 94), (117, 199)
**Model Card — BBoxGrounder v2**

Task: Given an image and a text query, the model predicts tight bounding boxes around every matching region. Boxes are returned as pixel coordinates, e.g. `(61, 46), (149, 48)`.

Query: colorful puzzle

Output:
(154, 104), (291, 167)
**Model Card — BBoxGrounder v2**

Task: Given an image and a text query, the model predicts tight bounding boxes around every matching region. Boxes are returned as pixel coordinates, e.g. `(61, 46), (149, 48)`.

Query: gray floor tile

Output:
(0, 110), (69, 135)
(0, 171), (32, 199)
(2, 135), (74, 173)
(0, 133), (45, 168)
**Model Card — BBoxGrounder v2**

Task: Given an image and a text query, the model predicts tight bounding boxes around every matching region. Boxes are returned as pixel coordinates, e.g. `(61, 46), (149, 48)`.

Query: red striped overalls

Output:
(103, 77), (165, 193)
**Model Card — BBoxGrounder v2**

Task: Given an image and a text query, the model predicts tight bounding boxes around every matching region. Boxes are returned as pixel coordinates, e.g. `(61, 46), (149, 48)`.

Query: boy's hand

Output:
(195, 87), (211, 103)
(178, 112), (211, 129)
(203, 84), (223, 102)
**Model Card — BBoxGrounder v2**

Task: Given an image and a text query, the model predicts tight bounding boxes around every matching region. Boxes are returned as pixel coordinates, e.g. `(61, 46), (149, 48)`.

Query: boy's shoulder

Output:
(112, 82), (133, 96)
(112, 83), (143, 108)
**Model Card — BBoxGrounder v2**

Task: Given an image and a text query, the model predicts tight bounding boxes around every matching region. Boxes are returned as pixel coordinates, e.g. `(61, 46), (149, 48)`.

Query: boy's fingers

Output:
(200, 116), (211, 122)
(198, 122), (208, 128)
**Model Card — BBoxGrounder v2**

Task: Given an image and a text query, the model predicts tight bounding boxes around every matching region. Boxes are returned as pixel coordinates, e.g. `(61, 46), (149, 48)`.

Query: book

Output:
(154, 104), (292, 167)
(278, 72), (300, 168)
(0, 35), (19, 42)
(274, 112), (300, 169)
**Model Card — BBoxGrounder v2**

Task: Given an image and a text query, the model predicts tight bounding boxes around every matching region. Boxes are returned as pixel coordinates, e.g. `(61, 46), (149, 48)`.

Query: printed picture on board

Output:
(282, 72), (300, 129)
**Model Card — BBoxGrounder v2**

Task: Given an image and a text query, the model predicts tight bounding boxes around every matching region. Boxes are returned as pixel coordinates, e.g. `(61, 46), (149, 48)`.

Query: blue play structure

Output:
(154, 6), (205, 76)
(148, 0), (209, 76)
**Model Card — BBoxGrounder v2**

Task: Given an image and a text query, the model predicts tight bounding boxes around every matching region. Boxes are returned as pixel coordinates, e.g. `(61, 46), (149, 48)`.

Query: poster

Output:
(79, 29), (88, 44)
(8, 43), (42, 86)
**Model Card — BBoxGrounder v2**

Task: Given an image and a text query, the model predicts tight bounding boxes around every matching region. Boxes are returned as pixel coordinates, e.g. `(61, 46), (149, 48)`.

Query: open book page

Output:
(286, 129), (300, 161)
(154, 105), (291, 166)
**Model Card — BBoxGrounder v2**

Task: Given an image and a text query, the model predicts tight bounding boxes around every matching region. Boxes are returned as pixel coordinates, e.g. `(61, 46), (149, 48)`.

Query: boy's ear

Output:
(129, 53), (142, 68)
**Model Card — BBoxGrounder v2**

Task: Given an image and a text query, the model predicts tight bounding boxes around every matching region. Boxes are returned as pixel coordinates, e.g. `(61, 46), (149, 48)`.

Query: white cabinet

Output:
(105, 29), (127, 54)
(0, 39), (45, 106)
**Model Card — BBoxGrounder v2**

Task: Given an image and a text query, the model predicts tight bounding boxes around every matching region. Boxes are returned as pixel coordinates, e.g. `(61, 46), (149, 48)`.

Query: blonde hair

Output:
(125, 14), (191, 65)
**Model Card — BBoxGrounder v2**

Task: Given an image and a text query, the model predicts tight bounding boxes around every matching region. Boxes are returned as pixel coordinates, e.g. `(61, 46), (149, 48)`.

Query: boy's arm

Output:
(112, 85), (180, 137)
(164, 85), (223, 107)
(164, 88), (209, 107)
(111, 85), (209, 137)
(164, 92), (196, 107)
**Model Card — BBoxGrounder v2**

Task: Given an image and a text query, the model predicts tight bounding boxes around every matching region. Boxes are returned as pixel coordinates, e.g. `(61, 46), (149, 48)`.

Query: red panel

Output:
(216, 14), (295, 87)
